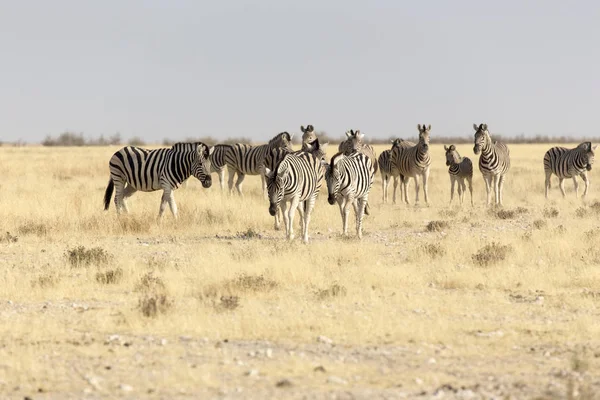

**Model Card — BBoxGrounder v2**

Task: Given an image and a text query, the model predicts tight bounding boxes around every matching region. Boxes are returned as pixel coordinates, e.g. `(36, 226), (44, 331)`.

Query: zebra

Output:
(378, 138), (415, 204)
(444, 144), (473, 205)
(265, 139), (328, 230)
(390, 124), (432, 205)
(103, 142), (213, 218)
(543, 142), (597, 199)
(338, 129), (378, 172)
(208, 144), (231, 191)
(301, 124), (318, 150)
(224, 132), (293, 196)
(265, 150), (325, 243)
(325, 151), (374, 239)
(472, 123), (510, 206)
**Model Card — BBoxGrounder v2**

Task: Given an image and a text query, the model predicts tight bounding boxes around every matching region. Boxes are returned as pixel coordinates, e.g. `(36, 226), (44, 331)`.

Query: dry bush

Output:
(214, 295), (240, 312)
(426, 220), (449, 232)
(135, 272), (167, 293)
(66, 246), (112, 267)
(199, 273), (278, 299)
(236, 228), (262, 240)
(490, 207), (528, 220)
(532, 219), (547, 230)
(1, 232), (18, 243)
(17, 222), (50, 236)
(315, 283), (347, 300)
(117, 217), (151, 234)
(420, 243), (446, 258)
(31, 273), (59, 288)
(543, 207), (559, 218)
(555, 225), (567, 234)
(472, 242), (512, 267)
(96, 268), (124, 285)
(581, 247), (600, 265)
(135, 272), (172, 318)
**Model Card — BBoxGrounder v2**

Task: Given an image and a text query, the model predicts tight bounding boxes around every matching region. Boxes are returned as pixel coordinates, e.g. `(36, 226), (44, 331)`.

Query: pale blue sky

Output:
(1, 0), (598, 143)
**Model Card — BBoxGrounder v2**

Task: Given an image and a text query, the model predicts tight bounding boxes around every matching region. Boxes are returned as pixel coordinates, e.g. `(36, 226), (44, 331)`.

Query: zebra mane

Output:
(171, 142), (210, 158)
(269, 131), (292, 145)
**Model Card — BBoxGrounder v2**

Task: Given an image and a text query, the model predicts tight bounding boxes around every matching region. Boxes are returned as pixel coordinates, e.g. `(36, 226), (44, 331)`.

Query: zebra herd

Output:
(103, 123), (597, 242)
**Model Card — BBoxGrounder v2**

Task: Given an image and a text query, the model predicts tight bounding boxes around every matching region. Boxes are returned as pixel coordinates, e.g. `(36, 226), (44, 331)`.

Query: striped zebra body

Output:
(224, 132), (293, 196)
(379, 139), (415, 204)
(338, 130), (378, 173)
(266, 151), (325, 243)
(390, 125), (432, 205)
(209, 144), (231, 191)
(473, 123), (510, 206)
(265, 139), (328, 231)
(103, 142), (213, 218)
(445, 145), (473, 205)
(543, 142), (596, 199)
(325, 152), (374, 239)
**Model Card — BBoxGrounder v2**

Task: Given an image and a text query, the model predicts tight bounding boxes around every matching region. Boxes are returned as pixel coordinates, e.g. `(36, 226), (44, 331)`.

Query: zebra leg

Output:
(113, 180), (126, 214)
(544, 170), (552, 199)
(235, 173), (245, 196)
(121, 185), (137, 213)
(281, 201), (290, 238)
(287, 198), (301, 241)
(492, 175), (501, 206)
(381, 174), (387, 203)
(274, 206), (282, 231)
(159, 187), (177, 219)
(467, 177), (473, 206)
(392, 176), (399, 205)
(413, 175), (420, 205)
(297, 203), (305, 233)
(260, 169), (267, 199)
(423, 169), (430, 205)
(227, 169), (236, 194)
(218, 168), (226, 191)
(483, 175), (492, 206)
(581, 172), (590, 198)
(355, 198), (367, 239)
(572, 176), (579, 198)
(302, 198), (316, 243)
(559, 178), (566, 198)
(341, 199), (351, 236)
(459, 179), (466, 205)
(450, 177), (456, 204)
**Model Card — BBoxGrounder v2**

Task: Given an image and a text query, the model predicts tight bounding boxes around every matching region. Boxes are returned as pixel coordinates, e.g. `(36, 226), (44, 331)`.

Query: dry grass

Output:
(1, 144), (600, 398)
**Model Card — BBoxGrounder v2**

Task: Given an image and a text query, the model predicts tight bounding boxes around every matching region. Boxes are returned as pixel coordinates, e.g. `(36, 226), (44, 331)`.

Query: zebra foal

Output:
(544, 142), (597, 199)
(224, 131), (293, 196)
(104, 142), (213, 218)
(325, 152), (374, 239)
(208, 144), (231, 191)
(390, 124), (431, 205)
(378, 138), (415, 204)
(444, 144), (473, 205)
(265, 150), (325, 243)
(472, 123), (510, 207)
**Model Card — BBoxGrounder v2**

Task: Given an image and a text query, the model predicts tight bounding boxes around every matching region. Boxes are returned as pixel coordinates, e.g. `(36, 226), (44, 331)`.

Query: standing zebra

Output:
(265, 150), (325, 243)
(378, 138), (415, 204)
(444, 144), (473, 205)
(338, 130), (378, 172)
(265, 139), (328, 231)
(224, 132), (293, 196)
(208, 144), (232, 191)
(472, 123), (510, 206)
(543, 142), (597, 199)
(325, 151), (374, 239)
(103, 142), (213, 218)
(391, 124), (432, 205)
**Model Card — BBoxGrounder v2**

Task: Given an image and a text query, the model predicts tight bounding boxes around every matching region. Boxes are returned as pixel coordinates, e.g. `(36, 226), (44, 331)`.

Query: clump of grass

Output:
(438, 209), (458, 218)
(118, 217), (150, 234)
(96, 268), (124, 284)
(229, 273), (278, 292)
(426, 220), (449, 232)
(420, 243), (446, 258)
(135, 272), (172, 317)
(490, 209), (515, 219)
(532, 219), (547, 230)
(315, 283), (347, 300)
(584, 228), (600, 241)
(514, 206), (529, 215)
(575, 207), (588, 218)
(135, 272), (166, 293)
(555, 225), (566, 234)
(589, 201), (600, 214)
(31, 273), (59, 288)
(147, 254), (170, 270)
(236, 228), (262, 239)
(17, 222), (49, 236)
(66, 246), (112, 267)
(543, 207), (559, 218)
(581, 247), (600, 265)
(214, 295), (240, 312)
(1, 232), (18, 243)
(203, 209), (225, 225)
(472, 242), (512, 267)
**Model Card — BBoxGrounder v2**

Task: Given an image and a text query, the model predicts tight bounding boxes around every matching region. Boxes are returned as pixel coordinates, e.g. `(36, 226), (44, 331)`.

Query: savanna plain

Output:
(1, 143), (600, 400)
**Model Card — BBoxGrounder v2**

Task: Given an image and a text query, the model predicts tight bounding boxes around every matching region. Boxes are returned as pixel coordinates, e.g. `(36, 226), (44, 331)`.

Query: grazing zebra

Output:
(472, 123), (510, 206)
(265, 139), (328, 230)
(224, 132), (293, 196)
(338, 130), (378, 172)
(391, 124), (432, 205)
(378, 138), (415, 204)
(444, 144), (473, 205)
(543, 142), (597, 199)
(325, 151), (374, 239)
(208, 144), (231, 191)
(103, 142), (213, 218)
(265, 151), (325, 243)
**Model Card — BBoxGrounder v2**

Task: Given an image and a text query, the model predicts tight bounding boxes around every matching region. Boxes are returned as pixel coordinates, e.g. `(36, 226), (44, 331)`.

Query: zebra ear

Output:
(593, 144), (598, 151)
(265, 168), (273, 179)
(357, 131), (364, 141)
(473, 123), (479, 131)
(417, 124), (422, 131)
(427, 125), (431, 131)
(300, 125), (306, 133)
(450, 145), (455, 151)
(346, 130), (352, 138)
(483, 124), (488, 130)
(444, 145), (448, 151)
(208, 146), (215, 156)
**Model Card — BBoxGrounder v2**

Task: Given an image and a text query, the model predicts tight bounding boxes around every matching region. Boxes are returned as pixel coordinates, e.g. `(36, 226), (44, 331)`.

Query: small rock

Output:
(265, 348), (273, 358)
(245, 369), (259, 377)
(119, 384), (133, 392)
(327, 376), (348, 385)
(317, 335), (333, 345)
(415, 378), (423, 385)
(428, 358), (436, 364)
(179, 336), (192, 342)
(275, 379), (293, 388)
(160, 338), (168, 346)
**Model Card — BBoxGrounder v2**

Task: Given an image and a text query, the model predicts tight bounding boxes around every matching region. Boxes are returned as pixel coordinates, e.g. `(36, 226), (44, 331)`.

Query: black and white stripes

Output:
(325, 151), (374, 238)
(378, 138), (415, 204)
(103, 142), (213, 218)
(208, 144), (231, 191)
(444, 144), (473, 205)
(544, 142), (596, 199)
(472, 123), (510, 206)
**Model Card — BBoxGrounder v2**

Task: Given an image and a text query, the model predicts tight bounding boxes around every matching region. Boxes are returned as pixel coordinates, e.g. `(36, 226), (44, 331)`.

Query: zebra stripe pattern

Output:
(378, 138), (415, 204)
(224, 132), (293, 196)
(208, 144), (231, 191)
(103, 142), (213, 218)
(325, 151), (374, 239)
(543, 142), (597, 199)
(444, 144), (473, 205)
(338, 130), (378, 173)
(265, 150), (325, 243)
(472, 123), (510, 206)
(390, 124), (432, 205)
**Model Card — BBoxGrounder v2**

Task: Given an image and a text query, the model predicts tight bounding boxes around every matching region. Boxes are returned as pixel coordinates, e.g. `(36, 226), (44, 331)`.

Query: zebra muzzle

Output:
(587, 164), (592, 171)
(473, 146), (480, 155)
(201, 177), (212, 188)
(327, 195), (336, 205)
(268, 204), (277, 216)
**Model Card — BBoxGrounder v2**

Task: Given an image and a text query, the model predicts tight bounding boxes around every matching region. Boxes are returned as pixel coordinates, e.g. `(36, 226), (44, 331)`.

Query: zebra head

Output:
(306, 138), (329, 161)
(265, 157), (288, 216)
(270, 131), (294, 151)
(444, 144), (460, 166)
(579, 142), (598, 171)
(345, 129), (365, 154)
(473, 123), (489, 155)
(192, 144), (213, 188)
(391, 138), (404, 149)
(301, 124), (317, 147)
(326, 152), (344, 205)
(417, 124), (431, 151)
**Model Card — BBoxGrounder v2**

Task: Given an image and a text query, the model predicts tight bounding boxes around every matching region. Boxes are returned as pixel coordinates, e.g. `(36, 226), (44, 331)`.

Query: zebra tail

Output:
(104, 178), (114, 210)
